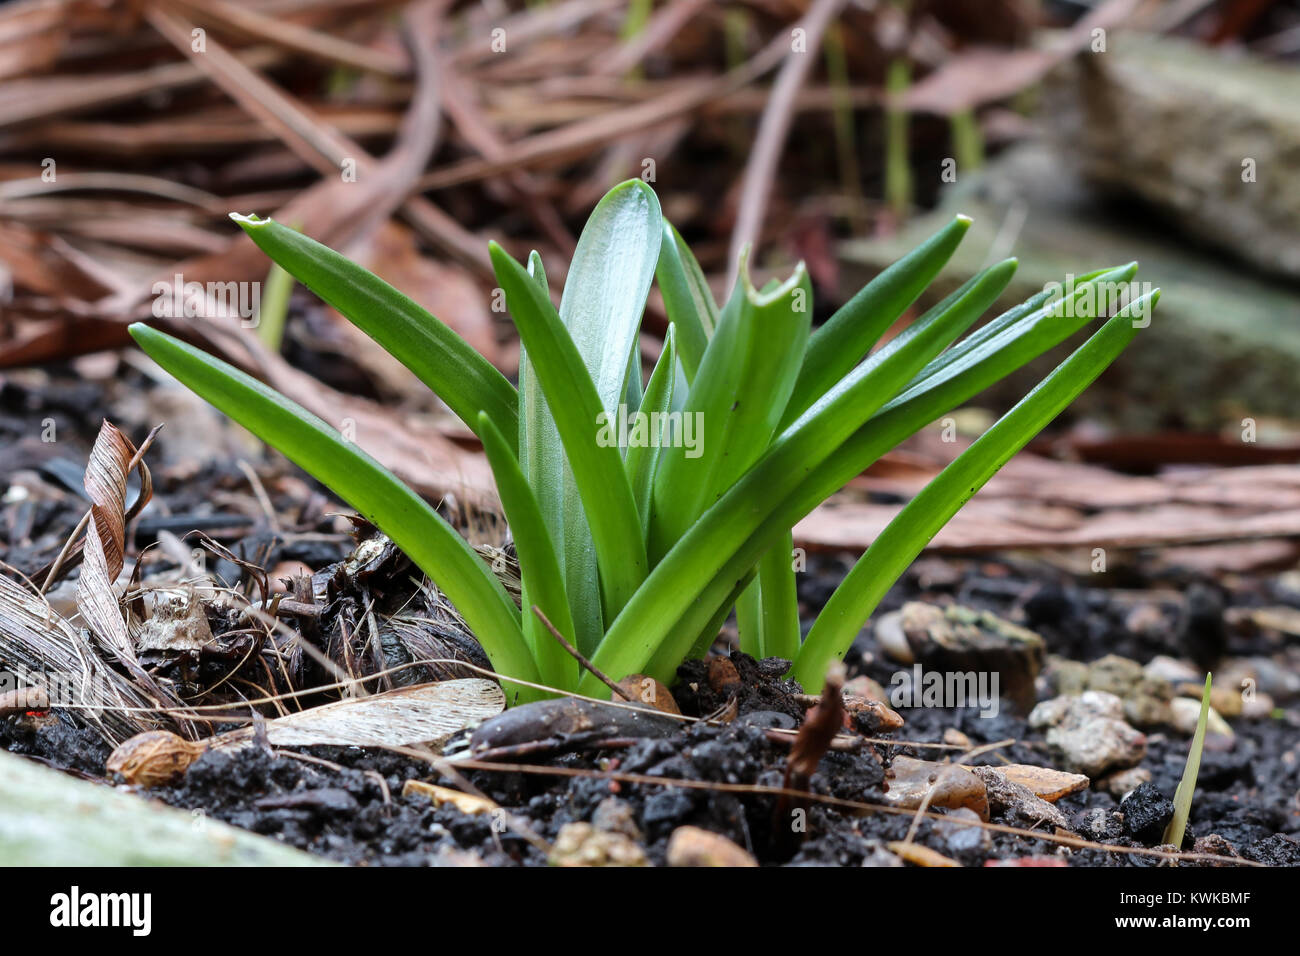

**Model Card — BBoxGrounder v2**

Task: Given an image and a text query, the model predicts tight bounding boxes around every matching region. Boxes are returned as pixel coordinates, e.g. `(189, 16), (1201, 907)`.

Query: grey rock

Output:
(937, 806), (992, 854)
(969, 765), (1069, 831)
(1030, 691), (1147, 777)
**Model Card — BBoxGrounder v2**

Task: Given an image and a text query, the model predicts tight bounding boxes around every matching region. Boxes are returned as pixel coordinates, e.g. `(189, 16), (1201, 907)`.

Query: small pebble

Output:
(550, 822), (647, 867)
(666, 826), (757, 867)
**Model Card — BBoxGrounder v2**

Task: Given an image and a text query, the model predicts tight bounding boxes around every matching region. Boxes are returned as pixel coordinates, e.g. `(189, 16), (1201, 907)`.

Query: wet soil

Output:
(2, 367), (1298, 866)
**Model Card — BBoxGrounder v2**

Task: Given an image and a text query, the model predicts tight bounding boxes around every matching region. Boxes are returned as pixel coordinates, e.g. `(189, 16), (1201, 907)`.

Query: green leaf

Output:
(127, 323), (541, 704)
(1163, 673), (1211, 851)
(757, 532), (801, 660)
(789, 292), (1158, 692)
(517, 181), (662, 654)
(581, 259), (1018, 694)
(624, 325), (677, 536)
(489, 241), (649, 631)
(648, 257), (812, 561)
(477, 412), (575, 694)
(655, 221), (718, 382)
(643, 267), (1145, 680)
(231, 214), (517, 440)
(736, 533), (801, 660)
(781, 214), (971, 427)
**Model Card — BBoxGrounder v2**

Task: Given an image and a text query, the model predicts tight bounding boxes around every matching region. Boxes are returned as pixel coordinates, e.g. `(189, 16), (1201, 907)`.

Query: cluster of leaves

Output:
(131, 180), (1157, 705)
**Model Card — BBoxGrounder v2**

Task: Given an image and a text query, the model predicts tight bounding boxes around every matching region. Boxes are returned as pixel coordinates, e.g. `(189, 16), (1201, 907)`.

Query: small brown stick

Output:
(531, 606), (634, 702)
(773, 663), (846, 852)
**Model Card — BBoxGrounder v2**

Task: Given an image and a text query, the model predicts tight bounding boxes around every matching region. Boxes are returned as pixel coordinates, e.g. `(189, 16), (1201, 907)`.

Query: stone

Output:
(665, 826), (757, 867)
(549, 823), (647, 867)
(1098, 766), (1152, 799)
(1072, 807), (1124, 843)
(614, 675), (681, 715)
(1144, 656), (1201, 685)
(897, 601), (1045, 712)
(838, 142), (1300, 430)
(984, 856), (1067, 867)
(1191, 833), (1241, 865)
(1045, 35), (1300, 282)
(969, 766), (1068, 831)
(942, 728), (972, 749)
(983, 764), (1089, 802)
(1119, 782), (1175, 845)
(937, 807), (991, 854)
(591, 797), (641, 840)
(874, 609), (914, 664)
(843, 675), (889, 704)
(861, 844), (904, 867)
(1029, 691), (1147, 777)
(1085, 654), (1144, 698)
(1045, 656), (1089, 697)
(883, 756), (989, 821)
(1170, 697), (1234, 739)
(1219, 656), (1300, 704)
(1081, 654), (1175, 729)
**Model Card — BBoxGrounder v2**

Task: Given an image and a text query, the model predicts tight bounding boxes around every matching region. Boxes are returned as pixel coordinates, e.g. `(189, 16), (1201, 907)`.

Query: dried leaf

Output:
(402, 780), (498, 815)
(215, 679), (507, 750)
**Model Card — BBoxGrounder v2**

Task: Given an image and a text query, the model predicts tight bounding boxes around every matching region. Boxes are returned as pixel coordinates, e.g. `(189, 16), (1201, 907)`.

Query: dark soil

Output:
(2, 367), (1298, 866)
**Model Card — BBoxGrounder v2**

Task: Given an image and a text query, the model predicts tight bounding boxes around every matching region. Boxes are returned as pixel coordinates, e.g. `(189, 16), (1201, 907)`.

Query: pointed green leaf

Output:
(477, 412), (575, 693)
(490, 241), (648, 628)
(127, 323), (540, 703)
(625, 325), (677, 535)
(1163, 672), (1211, 851)
(648, 257), (812, 561)
(231, 214), (517, 440)
(790, 293), (1158, 691)
(781, 214), (971, 426)
(580, 259), (1018, 693)
(655, 221), (718, 382)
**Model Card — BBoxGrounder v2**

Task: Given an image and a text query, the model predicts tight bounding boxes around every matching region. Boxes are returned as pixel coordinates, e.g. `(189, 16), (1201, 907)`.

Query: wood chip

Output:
(215, 679), (506, 751)
(887, 841), (963, 867)
(402, 780), (498, 816)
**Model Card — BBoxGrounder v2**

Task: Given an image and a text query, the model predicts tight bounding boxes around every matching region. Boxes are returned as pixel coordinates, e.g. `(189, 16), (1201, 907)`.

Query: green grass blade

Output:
(128, 323), (540, 703)
(655, 221), (718, 382)
(757, 532), (801, 660)
(625, 325), (677, 536)
(232, 214), (517, 440)
(643, 271), (1145, 680)
(579, 260), (1017, 694)
(789, 293), (1158, 692)
(648, 258), (812, 561)
(781, 214), (971, 427)
(1164, 673), (1212, 851)
(477, 412), (575, 693)
(517, 182), (661, 654)
(641, 271), (1147, 683)
(736, 578), (763, 658)
(490, 242), (649, 627)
